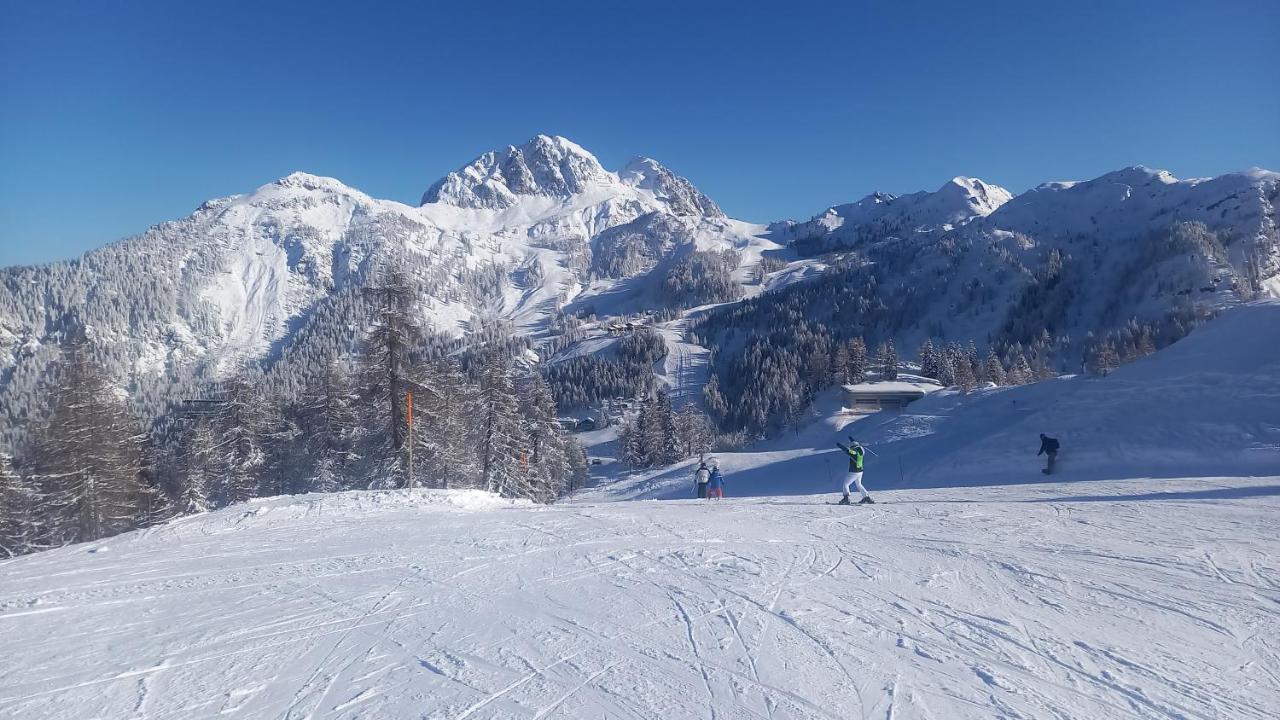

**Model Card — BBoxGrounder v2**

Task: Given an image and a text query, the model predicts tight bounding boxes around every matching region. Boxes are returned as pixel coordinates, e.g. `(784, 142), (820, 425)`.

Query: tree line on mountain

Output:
(542, 327), (668, 411)
(660, 250), (742, 307)
(617, 390), (716, 470)
(0, 267), (587, 559)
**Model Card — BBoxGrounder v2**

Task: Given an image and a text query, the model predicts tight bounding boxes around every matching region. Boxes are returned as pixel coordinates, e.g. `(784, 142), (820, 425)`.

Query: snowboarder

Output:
(835, 440), (873, 504)
(706, 463), (725, 500)
(1038, 433), (1060, 475)
(694, 461), (710, 499)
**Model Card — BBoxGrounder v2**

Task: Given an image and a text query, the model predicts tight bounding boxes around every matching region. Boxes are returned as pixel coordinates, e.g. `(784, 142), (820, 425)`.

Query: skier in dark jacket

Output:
(835, 440), (873, 504)
(1038, 433), (1060, 475)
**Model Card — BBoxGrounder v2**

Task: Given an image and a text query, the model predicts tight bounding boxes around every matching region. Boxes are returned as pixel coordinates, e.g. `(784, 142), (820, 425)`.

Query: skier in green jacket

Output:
(835, 440), (874, 505)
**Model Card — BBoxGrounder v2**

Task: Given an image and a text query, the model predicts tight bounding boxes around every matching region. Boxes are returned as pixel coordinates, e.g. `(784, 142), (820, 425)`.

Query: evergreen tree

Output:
(1088, 340), (1121, 377)
(518, 369), (570, 502)
(983, 349), (1006, 386)
(875, 340), (898, 381)
(643, 390), (678, 466)
(299, 362), (361, 493)
(564, 438), (590, 494)
(1007, 353), (1034, 385)
(918, 339), (942, 380)
(951, 343), (976, 393)
(0, 452), (33, 558)
(209, 372), (269, 506)
(832, 342), (851, 384)
(703, 373), (728, 421)
(136, 439), (174, 528)
(846, 337), (868, 384)
(174, 416), (217, 514)
(674, 404), (715, 459)
(476, 354), (525, 496)
(419, 359), (480, 490)
(25, 328), (148, 547)
(358, 265), (423, 486)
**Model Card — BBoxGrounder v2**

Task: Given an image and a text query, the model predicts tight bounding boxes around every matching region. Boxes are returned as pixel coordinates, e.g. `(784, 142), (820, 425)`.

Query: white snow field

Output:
(1, 478), (1278, 720)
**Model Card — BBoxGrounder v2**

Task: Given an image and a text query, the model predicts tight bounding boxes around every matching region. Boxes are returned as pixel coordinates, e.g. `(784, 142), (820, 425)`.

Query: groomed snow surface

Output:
(1, 480), (1277, 719)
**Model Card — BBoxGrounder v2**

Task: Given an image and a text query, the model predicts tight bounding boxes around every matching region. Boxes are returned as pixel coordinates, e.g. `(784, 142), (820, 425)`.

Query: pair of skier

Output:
(693, 460), (725, 500)
(833, 433), (1061, 503)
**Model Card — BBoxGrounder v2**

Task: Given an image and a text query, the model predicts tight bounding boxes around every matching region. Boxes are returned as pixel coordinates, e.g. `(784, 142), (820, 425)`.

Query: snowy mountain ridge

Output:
(1, 135), (1277, 440)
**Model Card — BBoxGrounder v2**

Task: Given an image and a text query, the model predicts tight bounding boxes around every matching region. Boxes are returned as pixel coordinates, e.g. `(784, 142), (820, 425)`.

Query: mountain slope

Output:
(584, 300), (1280, 503)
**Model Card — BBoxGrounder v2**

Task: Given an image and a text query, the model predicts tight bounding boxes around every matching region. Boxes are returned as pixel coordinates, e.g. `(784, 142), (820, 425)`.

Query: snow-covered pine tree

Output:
(646, 390), (678, 466)
(564, 437), (590, 494)
(358, 264), (423, 488)
(952, 343), (976, 393)
(175, 418), (216, 514)
(258, 394), (303, 498)
(618, 408), (651, 470)
(1007, 353), (1034, 385)
(24, 327), (148, 547)
(136, 439), (174, 528)
(298, 362), (361, 493)
(674, 404), (715, 460)
(1088, 340), (1121, 377)
(415, 359), (480, 490)
(208, 371), (270, 506)
(918, 339), (942, 380)
(517, 369), (570, 502)
(983, 349), (1007, 386)
(477, 354), (526, 496)
(703, 373), (728, 422)
(0, 451), (34, 558)
(832, 342), (851, 384)
(875, 340), (899, 381)
(846, 337), (869, 384)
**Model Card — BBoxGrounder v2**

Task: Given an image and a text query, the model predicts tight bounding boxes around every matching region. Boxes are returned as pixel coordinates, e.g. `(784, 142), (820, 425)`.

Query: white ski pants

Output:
(843, 471), (868, 500)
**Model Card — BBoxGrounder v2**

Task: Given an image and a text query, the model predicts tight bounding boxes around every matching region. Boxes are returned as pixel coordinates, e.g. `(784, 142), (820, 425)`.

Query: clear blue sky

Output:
(2, 0), (1277, 266)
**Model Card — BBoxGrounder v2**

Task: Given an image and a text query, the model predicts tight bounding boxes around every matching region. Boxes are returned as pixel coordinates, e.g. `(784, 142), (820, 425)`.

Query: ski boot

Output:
(837, 495), (852, 505)
(858, 496), (876, 505)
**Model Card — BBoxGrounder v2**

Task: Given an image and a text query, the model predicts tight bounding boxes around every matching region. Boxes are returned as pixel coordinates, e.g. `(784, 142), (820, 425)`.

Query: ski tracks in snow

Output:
(0, 478), (1278, 718)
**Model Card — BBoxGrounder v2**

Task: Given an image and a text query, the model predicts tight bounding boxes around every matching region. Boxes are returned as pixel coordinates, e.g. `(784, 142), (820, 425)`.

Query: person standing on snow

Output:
(706, 463), (725, 500)
(835, 440), (873, 505)
(694, 461), (710, 499)
(1038, 433), (1060, 475)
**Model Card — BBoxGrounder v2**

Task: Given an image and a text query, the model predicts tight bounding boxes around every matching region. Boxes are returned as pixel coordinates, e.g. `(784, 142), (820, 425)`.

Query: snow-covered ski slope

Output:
(2, 478), (1278, 719)
(587, 301), (1280, 502)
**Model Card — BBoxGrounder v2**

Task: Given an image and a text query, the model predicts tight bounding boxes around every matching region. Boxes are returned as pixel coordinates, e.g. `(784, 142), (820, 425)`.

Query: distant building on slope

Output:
(841, 377), (940, 413)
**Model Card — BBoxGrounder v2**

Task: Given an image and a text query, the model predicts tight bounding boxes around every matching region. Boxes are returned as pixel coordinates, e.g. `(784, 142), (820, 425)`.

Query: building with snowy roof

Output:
(841, 379), (940, 412)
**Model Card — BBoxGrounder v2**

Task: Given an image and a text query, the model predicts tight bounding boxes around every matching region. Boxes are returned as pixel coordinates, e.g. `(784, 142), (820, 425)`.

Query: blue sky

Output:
(2, 0), (1277, 266)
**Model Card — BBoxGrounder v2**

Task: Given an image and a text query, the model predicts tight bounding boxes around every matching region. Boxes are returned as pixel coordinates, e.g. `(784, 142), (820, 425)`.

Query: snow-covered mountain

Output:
(770, 176), (1014, 245)
(758, 164), (1279, 358)
(1, 135), (1277, 440)
(0, 136), (771, 434)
